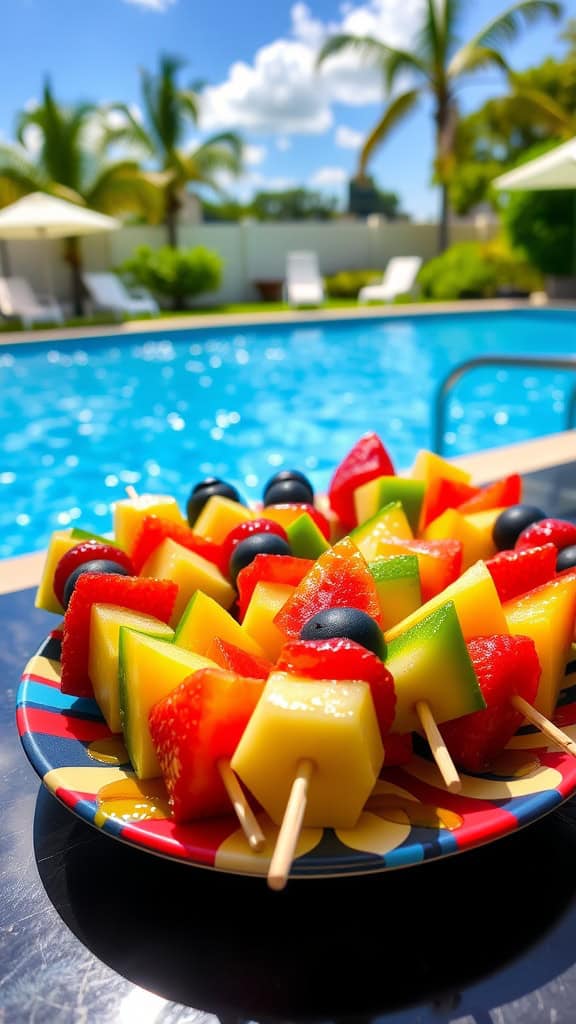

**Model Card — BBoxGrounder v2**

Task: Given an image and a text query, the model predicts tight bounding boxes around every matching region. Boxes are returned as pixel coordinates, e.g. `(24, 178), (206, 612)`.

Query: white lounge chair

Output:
(83, 272), (159, 317)
(358, 257), (422, 303)
(0, 276), (63, 328)
(285, 252), (325, 307)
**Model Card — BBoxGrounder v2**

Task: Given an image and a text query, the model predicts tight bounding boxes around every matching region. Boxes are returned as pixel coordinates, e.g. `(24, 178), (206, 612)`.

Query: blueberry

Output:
(557, 544), (576, 572)
(300, 607), (386, 660)
(63, 559), (131, 609)
(493, 504), (546, 551)
(229, 533), (292, 585)
(186, 479), (242, 527)
(263, 470), (314, 505)
(263, 478), (314, 506)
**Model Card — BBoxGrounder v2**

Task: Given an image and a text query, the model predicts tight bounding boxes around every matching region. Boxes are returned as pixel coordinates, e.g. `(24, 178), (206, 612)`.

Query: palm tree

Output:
(0, 80), (163, 313)
(318, 0), (562, 251)
(108, 55), (243, 248)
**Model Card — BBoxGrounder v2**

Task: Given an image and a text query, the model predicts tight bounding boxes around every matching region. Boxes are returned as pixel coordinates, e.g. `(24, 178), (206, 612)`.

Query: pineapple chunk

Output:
(140, 537), (235, 625)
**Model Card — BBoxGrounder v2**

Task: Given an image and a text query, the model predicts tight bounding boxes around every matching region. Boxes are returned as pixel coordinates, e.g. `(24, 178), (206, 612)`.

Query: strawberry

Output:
(486, 543), (558, 603)
(515, 518), (576, 553)
(457, 474), (522, 514)
(206, 636), (273, 679)
(276, 637), (396, 737)
(419, 476), (480, 529)
(61, 573), (178, 696)
(328, 432), (395, 530)
(130, 515), (222, 574)
(440, 635), (541, 773)
(148, 667), (264, 822)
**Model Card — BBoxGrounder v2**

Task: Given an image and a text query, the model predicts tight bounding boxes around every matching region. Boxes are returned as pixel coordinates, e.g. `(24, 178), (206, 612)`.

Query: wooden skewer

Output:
(268, 758), (315, 891)
(218, 759), (266, 852)
(415, 700), (462, 793)
(511, 695), (576, 758)
(125, 485), (139, 501)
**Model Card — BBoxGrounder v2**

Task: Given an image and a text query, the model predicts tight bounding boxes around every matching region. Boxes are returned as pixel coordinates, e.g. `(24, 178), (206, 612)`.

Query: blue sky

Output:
(0, 0), (573, 218)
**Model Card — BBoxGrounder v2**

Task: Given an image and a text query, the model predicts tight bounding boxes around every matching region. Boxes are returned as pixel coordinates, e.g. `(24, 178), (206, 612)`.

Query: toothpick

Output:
(217, 759), (266, 852)
(415, 700), (462, 793)
(511, 695), (576, 758)
(125, 485), (139, 501)
(268, 758), (314, 891)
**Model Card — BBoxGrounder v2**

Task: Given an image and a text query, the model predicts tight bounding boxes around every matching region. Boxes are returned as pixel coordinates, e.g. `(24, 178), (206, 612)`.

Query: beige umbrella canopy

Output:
(493, 137), (576, 192)
(0, 192), (120, 311)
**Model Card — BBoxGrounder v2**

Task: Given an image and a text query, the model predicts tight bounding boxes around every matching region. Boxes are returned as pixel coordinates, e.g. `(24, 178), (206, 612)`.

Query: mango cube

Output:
(231, 672), (384, 829)
(114, 494), (185, 553)
(140, 537), (235, 625)
(175, 590), (266, 659)
(193, 495), (254, 543)
(423, 508), (501, 569)
(242, 581), (295, 660)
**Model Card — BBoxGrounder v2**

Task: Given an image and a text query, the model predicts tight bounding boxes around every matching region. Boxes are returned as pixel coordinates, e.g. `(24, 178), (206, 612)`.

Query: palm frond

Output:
(507, 86), (576, 134)
(317, 33), (428, 90)
(100, 103), (155, 157)
(464, 1), (561, 53)
(85, 161), (164, 222)
(448, 44), (510, 79)
(358, 88), (421, 175)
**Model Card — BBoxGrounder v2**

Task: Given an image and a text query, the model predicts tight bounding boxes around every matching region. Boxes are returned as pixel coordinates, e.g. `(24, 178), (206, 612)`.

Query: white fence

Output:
(4, 219), (495, 307)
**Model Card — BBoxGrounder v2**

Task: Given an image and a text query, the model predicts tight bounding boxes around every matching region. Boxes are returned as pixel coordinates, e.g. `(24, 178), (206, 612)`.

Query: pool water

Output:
(1, 310), (574, 559)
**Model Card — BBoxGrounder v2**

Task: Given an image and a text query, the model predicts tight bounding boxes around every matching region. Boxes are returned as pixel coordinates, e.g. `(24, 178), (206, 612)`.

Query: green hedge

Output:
(324, 269), (382, 299)
(118, 245), (223, 309)
(417, 241), (542, 301)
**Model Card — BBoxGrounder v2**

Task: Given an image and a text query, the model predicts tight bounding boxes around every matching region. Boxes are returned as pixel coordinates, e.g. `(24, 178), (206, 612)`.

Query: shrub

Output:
(324, 269), (382, 299)
(502, 189), (574, 277)
(119, 245), (223, 309)
(417, 240), (542, 301)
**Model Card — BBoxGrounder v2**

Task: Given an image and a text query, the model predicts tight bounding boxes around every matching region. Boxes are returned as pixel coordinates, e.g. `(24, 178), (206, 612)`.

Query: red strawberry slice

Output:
(382, 733), (413, 767)
(219, 517), (288, 578)
(148, 667), (264, 822)
(274, 536), (382, 639)
(515, 518), (576, 553)
(439, 635), (541, 773)
(420, 477), (480, 529)
(53, 541), (134, 606)
(486, 543), (558, 603)
(61, 574), (178, 697)
(457, 474), (522, 514)
(130, 515), (222, 574)
(237, 554), (314, 620)
(328, 432), (395, 530)
(276, 637), (396, 737)
(207, 636), (273, 679)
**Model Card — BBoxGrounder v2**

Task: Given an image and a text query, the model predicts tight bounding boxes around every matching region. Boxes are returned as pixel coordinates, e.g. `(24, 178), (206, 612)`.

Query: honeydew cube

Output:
(140, 537), (235, 625)
(114, 494), (185, 553)
(242, 581), (295, 660)
(386, 601), (485, 734)
(175, 590), (266, 659)
(193, 495), (254, 543)
(231, 672), (384, 829)
(354, 477), (425, 533)
(411, 450), (471, 486)
(88, 604), (175, 732)
(385, 560), (508, 644)
(118, 629), (217, 778)
(286, 513), (330, 559)
(369, 555), (422, 632)
(350, 501), (414, 562)
(423, 508), (500, 570)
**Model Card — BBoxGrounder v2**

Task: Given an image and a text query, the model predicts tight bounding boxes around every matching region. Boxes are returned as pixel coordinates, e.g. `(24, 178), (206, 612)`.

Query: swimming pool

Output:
(1, 309), (574, 559)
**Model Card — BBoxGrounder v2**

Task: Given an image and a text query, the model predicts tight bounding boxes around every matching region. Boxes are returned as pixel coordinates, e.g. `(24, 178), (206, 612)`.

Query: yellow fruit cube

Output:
(35, 529), (77, 614)
(411, 450), (471, 485)
(114, 494), (185, 554)
(89, 604), (174, 732)
(242, 581), (295, 660)
(193, 495), (254, 543)
(175, 590), (265, 658)
(385, 560), (508, 643)
(231, 672), (384, 829)
(140, 537), (235, 625)
(423, 508), (500, 570)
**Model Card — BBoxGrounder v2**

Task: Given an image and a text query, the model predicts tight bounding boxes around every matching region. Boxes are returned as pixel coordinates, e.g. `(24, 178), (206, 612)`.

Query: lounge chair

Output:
(83, 272), (159, 317)
(0, 276), (63, 328)
(285, 252), (325, 307)
(357, 257), (422, 303)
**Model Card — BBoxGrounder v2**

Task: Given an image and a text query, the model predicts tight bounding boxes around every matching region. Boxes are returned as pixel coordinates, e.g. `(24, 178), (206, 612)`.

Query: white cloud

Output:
(335, 125), (364, 149)
(310, 165), (348, 187)
(244, 144), (267, 166)
(122, 0), (177, 10)
(276, 137), (292, 152)
(201, 0), (424, 136)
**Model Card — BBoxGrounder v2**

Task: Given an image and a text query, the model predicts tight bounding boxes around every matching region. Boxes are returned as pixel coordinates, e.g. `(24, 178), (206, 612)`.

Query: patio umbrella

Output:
(493, 137), (576, 274)
(0, 192), (120, 313)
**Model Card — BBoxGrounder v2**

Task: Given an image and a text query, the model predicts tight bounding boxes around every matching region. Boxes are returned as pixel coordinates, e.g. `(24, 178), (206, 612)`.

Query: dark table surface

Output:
(2, 459), (576, 1024)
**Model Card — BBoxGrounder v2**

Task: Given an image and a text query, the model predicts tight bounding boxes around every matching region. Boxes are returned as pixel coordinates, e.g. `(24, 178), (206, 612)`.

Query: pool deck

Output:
(1, 431), (574, 597)
(0, 295), (571, 346)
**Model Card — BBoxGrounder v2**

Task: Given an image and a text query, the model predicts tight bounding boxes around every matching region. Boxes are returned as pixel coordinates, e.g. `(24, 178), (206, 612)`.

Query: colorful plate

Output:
(17, 631), (576, 880)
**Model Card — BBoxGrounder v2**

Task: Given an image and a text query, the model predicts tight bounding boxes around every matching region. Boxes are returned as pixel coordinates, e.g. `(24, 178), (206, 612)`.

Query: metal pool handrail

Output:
(434, 355), (576, 455)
